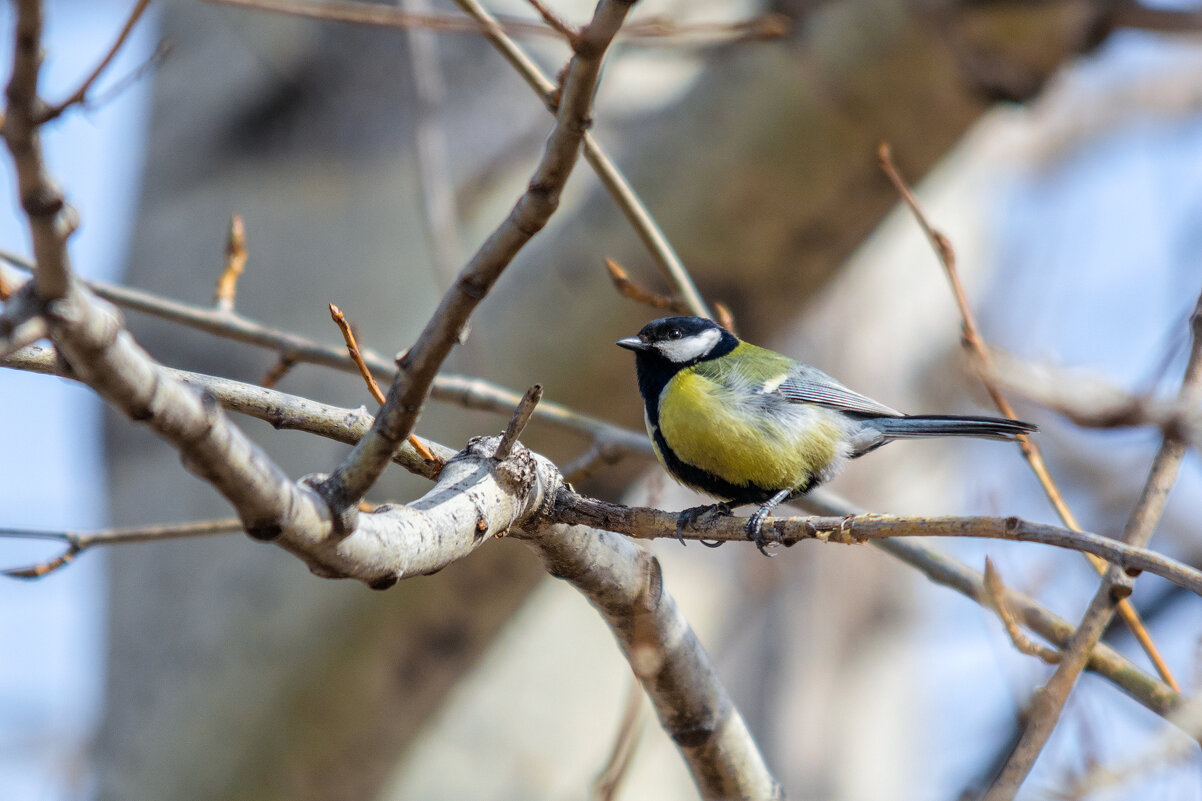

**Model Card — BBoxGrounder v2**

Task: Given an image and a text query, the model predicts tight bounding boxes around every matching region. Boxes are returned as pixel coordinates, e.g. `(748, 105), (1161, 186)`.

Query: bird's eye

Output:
(667, 329), (682, 340)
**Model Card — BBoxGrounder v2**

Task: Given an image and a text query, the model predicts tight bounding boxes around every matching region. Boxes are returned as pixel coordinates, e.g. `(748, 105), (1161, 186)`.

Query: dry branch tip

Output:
(496, 383), (543, 461)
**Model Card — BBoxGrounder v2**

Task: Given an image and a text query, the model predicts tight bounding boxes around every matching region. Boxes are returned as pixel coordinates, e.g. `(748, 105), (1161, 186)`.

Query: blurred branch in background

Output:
(878, 141), (1180, 689)
(984, 291), (1202, 800)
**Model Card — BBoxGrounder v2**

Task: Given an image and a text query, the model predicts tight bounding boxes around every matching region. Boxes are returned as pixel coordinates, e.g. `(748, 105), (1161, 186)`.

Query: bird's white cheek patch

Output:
(656, 328), (721, 363)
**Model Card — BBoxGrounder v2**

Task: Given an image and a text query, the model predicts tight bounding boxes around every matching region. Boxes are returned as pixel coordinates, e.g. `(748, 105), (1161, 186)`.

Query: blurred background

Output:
(1, 0), (1201, 798)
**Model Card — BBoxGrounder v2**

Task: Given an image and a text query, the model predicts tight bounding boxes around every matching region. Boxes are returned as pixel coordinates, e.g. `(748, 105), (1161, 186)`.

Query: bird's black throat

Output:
(632, 334), (738, 431)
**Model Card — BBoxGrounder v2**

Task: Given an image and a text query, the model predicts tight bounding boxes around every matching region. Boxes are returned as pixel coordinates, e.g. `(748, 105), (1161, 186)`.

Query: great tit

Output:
(617, 316), (1036, 553)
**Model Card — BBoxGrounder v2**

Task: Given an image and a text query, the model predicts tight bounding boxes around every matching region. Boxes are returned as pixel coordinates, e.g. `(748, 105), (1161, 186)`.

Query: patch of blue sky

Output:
(0, 2), (156, 799)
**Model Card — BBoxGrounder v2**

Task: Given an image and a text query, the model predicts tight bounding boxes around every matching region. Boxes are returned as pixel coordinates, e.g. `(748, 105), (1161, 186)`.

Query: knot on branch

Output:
(458, 434), (563, 527)
(300, 471), (359, 537)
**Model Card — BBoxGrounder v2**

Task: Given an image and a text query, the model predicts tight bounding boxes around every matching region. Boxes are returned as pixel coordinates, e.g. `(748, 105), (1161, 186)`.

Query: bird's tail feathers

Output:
(873, 414), (1036, 442)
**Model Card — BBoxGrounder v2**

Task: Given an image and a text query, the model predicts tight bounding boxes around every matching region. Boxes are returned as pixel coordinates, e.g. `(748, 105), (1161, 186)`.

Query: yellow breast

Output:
(656, 369), (842, 492)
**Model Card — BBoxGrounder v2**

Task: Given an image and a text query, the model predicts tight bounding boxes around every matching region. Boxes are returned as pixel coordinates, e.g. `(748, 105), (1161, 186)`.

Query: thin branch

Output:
(553, 494), (1202, 599)
(606, 257), (680, 311)
(219, 0), (714, 317)
(983, 557), (1061, 665)
(592, 677), (647, 801)
(207, 0), (787, 48)
(604, 257), (738, 332)
(559, 487), (1192, 721)
(4, 0), (74, 300)
(525, 0), (577, 40)
(561, 439), (629, 483)
(36, 0), (152, 123)
(208, 0), (561, 38)
(449, 0), (711, 319)
(329, 303), (385, 404)
(495, 384), (542, 461)
(214, 213), (246, 312)
(259, 352), (297, 388)
(401, 0), (463, 290)
(316, 0), (641, 529)
(983, 290), (1202, 801)
(0, 254), (650, 456)
(3, 344), (454, 481)
(328, 303), (441, 465)
(988, 350), (1202, 448)
(877, 141), (1179, 691)
(3, 518), (241, 579)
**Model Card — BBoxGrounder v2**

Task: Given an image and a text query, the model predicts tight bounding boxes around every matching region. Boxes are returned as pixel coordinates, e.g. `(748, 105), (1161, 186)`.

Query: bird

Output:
(617, 315), (1036, 554)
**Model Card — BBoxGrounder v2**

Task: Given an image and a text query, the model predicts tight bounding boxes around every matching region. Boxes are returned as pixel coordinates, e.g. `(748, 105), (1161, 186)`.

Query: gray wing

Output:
(776, 366), (903, 418)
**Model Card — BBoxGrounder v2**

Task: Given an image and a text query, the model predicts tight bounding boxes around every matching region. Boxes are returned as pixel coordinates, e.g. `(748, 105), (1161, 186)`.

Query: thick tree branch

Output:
(518, 523), (782, 800)
(317, 0), (640, 527)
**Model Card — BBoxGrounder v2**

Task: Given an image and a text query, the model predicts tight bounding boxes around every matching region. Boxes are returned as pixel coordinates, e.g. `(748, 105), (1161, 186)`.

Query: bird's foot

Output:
(745, 509), (779, 557)
(746, 491), (791, 556)
(675, 502), (732, 547)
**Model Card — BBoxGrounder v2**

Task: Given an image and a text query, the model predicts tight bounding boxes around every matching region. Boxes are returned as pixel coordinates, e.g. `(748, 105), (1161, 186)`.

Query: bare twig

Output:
(36, 0), (152, 123)
(328, 303), (387, 405)
(214, 214), (246, 312)
(526, 0), (577, 39)
(4, 344), (453, 480)
(208, 0), (787, 48)
(0, 253), (649, 455)
(606, 257), (737, 331)
(553, 494), (1202, 599)
(4, 0), (74, 300)
(988, 351), (1202, 448)
(606, 257), (680, 311)
(495, 384), (542, 461)
(592, 677), (647, 801)
(712, 302), (735, 334)
(877, 141), (1179, 691)
(208, 0), (560, 37)
(983, 290), (1202, 801)
(316, 0), (641, 530)
(259, 352), (297, 388)
(561, 439), (629, 483)
(983, 557), (1061, 664)
(3, 518), (241, 579)
(328, 303), (441, 466)
(797, 490), (1184, 720)
(449, 0), (711, 319)
(401, 0), (463, 289)
(557, 487), (1192, 721)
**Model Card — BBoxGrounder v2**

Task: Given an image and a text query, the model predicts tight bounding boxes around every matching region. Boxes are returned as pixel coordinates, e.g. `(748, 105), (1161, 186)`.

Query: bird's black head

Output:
(616, 316), (738, 367)
(617, 317), (739, 418)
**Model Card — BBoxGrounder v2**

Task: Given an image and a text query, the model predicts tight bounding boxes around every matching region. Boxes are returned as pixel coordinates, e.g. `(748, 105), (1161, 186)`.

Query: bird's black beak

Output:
(616, 336), (648, 351)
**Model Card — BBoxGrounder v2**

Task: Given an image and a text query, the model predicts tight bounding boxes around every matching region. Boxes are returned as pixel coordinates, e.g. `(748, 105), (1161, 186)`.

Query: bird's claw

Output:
(675, 502), (732, 547)
(746, 509), (779, 557)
